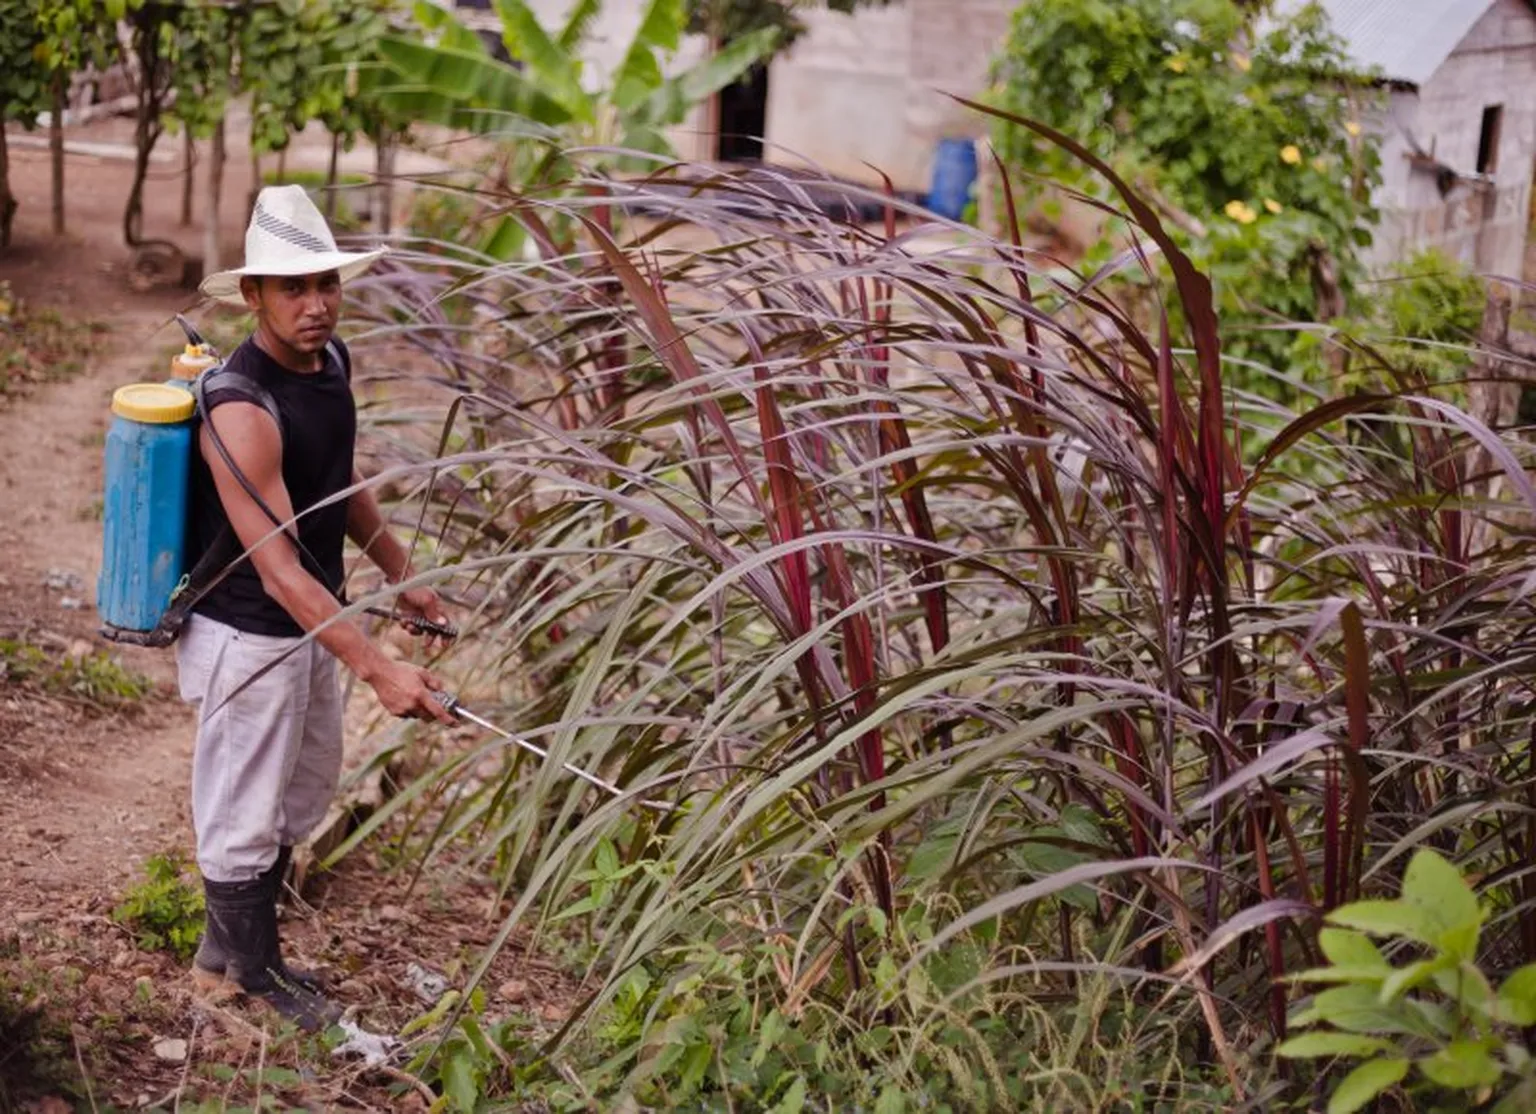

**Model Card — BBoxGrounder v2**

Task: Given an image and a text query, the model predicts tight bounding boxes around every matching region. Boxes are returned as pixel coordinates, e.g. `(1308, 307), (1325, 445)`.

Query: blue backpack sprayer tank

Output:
(95, 317), (215, 645)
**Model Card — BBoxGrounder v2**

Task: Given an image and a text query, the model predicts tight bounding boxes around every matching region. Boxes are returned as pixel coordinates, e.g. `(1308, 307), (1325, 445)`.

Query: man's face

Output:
(242, 271), (342, 356)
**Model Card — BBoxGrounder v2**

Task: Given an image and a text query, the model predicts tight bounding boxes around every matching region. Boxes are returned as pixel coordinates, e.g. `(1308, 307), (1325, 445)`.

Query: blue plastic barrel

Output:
(927, 137), (979, 221)
(98, 383), (196, 635)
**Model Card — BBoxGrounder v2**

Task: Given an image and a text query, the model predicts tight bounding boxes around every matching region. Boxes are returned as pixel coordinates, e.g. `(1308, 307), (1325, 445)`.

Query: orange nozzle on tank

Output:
(170, 342), (219, 381)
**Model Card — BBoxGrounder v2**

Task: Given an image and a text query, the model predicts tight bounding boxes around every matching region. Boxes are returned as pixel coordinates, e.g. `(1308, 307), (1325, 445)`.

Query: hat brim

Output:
(199, 248), (389, 307)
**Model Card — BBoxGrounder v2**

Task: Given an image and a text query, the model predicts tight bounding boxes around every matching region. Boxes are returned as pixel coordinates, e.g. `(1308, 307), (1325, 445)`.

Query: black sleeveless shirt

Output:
(187, 337), (356, 637)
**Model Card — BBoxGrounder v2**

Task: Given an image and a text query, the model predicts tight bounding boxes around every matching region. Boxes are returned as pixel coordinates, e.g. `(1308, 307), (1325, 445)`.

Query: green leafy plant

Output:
(374, 0), (778, 257)
(0, 0), (50, 248)
(380, 0), (778, 154)
(1324, 247), (1488, 395)
(0, 638), (152, 704)
(35, 0), (133, 237)
(989, 0), (1382, 394)
(1281, 848), (1536, 1112)
(112, 851), (206, 961)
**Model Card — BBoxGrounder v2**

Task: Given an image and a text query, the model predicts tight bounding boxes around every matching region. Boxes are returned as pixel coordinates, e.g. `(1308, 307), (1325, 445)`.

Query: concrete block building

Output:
(1298, 0), (1536, 278)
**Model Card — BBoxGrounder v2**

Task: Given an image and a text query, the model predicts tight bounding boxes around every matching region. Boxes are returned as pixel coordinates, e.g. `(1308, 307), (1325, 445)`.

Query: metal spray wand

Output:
(432, 692), (675, 814)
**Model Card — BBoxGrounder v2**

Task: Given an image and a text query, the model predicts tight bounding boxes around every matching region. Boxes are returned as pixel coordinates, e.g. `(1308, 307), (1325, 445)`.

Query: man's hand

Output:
(396, 586), (456, 651)
(367, 659), (456, 723)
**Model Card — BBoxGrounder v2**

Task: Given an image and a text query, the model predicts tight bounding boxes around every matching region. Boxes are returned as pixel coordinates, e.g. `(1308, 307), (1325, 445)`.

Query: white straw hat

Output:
(199, 184), (387, 307)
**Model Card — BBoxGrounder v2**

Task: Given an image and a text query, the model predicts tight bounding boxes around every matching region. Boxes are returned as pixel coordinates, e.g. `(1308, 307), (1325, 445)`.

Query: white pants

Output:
(176, 614), (344, 883)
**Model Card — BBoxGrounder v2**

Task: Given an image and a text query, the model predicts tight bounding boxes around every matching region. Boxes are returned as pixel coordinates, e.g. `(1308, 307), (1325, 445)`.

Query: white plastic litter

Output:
(406, 961), (449, 1005)
(330, 1018), (402, 1067)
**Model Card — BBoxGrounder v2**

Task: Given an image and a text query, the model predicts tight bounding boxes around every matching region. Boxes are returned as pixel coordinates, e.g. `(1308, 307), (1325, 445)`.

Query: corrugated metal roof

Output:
(1275, 0), (1500, 85)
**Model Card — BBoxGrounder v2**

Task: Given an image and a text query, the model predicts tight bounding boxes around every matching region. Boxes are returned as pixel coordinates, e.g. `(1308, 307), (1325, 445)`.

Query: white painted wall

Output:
(1368, 0), (1536, 277)
(762, 0), (1012, 192)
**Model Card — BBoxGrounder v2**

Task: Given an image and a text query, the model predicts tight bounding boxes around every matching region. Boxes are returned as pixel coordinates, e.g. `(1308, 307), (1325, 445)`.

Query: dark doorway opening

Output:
(717, 63), (769, 162)
(1476, 104), (1504, 175)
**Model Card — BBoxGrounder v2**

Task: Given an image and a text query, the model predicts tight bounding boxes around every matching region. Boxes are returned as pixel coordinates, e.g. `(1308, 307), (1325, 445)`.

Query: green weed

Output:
(112, 851), (205, 962)
(0, 639), (154, 706)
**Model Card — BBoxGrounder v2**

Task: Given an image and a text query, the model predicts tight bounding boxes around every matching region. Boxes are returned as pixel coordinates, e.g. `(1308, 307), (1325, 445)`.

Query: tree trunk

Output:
(124, 108), (160, 246)
(324, 132), (340, 221)
(374, 131), (394, 236)
(203, 118), (225, 274)
(248, 124), (261, 222)
(181, 130), (194, 227)
(123, 13), (165, 247)
(50, 76), (65, 236)
(0, 124), (15, 250)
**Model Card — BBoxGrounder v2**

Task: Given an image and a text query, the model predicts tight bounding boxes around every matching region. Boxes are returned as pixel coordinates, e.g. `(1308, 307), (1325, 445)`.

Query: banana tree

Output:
(376, 0), (778, 169)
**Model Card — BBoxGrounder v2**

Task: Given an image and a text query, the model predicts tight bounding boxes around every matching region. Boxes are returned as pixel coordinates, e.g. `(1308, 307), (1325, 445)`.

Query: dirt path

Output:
(0, 301), (197, 905)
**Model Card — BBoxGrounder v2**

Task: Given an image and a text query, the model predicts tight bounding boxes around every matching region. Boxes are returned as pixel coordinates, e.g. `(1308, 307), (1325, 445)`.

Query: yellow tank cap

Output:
(112, 383), (195, 424)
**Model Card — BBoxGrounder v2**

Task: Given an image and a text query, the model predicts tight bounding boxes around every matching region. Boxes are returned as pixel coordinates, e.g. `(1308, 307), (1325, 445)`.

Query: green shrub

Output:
(988, 0), (1383, 395)
(112, 851), (205, 961)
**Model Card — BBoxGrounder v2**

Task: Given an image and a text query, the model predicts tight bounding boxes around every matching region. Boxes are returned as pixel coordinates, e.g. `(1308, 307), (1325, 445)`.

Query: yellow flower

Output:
(1312, 157), (1328, 171)
(1224, 200), (1258, 225)
(1280, 145), (1302, 165)
(1166, 55), (1187, 73)
(1264, 198), (1283, 214)
(1232, 51), (1251, 72)
(1344, 121), (1362, 137)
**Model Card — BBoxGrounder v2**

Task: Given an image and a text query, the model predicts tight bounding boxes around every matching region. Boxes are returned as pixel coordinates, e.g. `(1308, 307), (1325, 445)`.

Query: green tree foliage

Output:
(242, 0), (352, 158)
(36, 0), (125, 97)
(313, 0), (408, 153)
(378, 0), (778, 157)
(0, 0), (50, 247)
(989, 0), (1383, 387)
(36, 1), (135, 236)
(163, 0), (240, 143)
(379, 0), (779, 257)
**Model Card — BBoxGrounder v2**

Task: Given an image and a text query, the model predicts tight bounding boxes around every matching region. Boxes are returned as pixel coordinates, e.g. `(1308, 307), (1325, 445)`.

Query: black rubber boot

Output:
(194, 848), (325, 994)
(201, 872), (341, 1032)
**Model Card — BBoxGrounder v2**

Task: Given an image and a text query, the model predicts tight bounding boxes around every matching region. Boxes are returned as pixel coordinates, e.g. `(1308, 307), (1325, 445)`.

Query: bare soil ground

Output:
(1, 118), (577, 1112)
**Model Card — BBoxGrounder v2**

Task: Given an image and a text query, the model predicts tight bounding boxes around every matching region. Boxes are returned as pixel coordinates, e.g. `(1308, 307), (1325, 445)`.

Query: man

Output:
(180, 185), (456, 1030)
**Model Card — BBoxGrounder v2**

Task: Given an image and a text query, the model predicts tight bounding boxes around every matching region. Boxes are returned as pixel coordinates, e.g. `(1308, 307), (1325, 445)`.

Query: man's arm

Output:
(200, 403), (454, 722)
